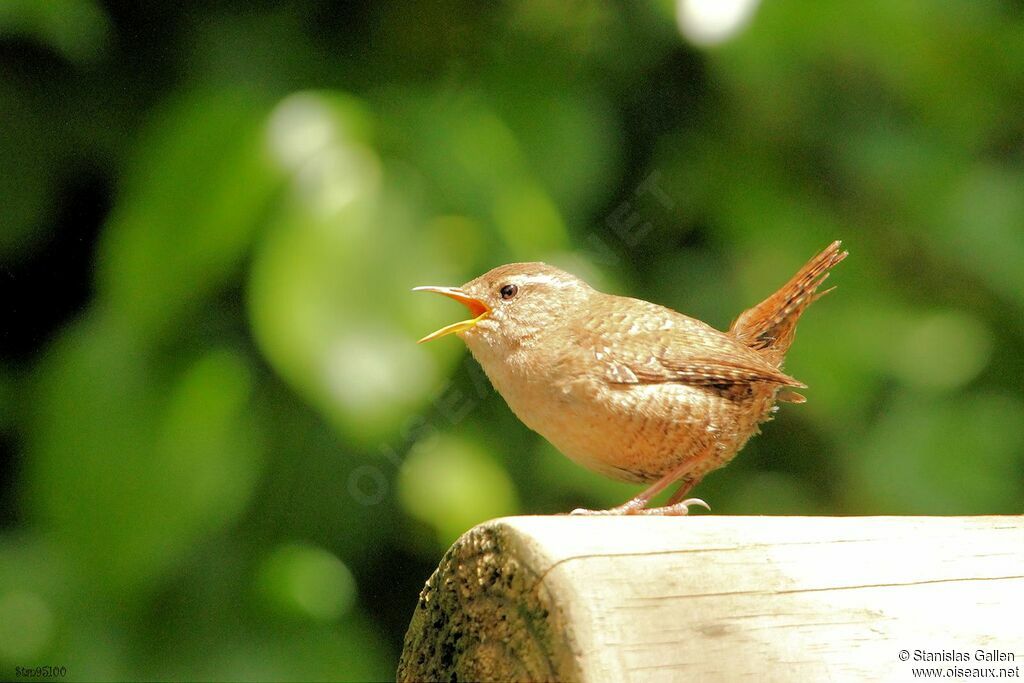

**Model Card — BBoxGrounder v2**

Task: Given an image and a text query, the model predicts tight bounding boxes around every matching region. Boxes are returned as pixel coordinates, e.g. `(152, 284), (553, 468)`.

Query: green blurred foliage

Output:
(1, 1), (1023, 680)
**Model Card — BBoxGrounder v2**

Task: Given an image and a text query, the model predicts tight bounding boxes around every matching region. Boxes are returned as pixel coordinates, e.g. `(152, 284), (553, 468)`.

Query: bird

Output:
(413, 241), (847, 515)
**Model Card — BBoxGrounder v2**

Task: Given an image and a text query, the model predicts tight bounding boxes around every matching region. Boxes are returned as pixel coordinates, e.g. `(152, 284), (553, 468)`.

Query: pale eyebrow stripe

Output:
(515, 273), (574, 289)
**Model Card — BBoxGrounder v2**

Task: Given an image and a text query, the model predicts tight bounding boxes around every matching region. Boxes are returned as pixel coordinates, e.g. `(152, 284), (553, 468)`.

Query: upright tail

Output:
(729, 240), (848, 368)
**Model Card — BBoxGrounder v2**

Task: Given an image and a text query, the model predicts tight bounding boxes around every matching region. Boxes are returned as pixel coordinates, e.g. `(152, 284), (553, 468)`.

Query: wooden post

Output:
(398, 516), (1024, 682)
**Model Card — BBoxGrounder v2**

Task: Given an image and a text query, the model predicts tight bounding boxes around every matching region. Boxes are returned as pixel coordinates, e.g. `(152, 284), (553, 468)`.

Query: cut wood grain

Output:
(398, 516), (1024, 682)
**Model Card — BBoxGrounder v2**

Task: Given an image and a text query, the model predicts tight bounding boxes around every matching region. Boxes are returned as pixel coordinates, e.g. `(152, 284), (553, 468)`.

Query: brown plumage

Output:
(414, 241), (847, 515)
(730, 240), (848, 366)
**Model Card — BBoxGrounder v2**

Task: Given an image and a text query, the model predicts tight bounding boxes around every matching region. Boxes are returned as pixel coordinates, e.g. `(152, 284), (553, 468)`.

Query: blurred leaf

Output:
(375, 89), (570, 261)
(181, 616), (392, 683)
(26, 311), (263, 594)
(0, 590), (54, 660)
(850, 391), (1024, 514)
(0, 534), (69, 666)
(0, 84), (62, 260)
(250, 91), (467, 447)
(489, 87), (620, 223)
(399, 434), (518, 547)
(934, 165), (1024, 315)
(0, 0), (110, 63)
(725, 471), (823, 515)
(256, 542), (356, 622)
(0, 367), (12, 433)
(889, 310), (993, 392)
(96, 90), (280, 342)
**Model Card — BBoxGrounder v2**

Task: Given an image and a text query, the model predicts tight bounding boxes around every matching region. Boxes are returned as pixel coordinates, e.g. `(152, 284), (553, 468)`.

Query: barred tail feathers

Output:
(729, 240), (848, 367)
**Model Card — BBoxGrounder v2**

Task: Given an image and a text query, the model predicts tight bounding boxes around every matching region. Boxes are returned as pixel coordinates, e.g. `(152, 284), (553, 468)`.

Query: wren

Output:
(414, 241), (847, 515)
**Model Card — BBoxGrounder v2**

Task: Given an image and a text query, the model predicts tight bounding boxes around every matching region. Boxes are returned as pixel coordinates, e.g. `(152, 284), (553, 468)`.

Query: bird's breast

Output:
(468, 346), (692, 480)
(466, 336), (776, 484)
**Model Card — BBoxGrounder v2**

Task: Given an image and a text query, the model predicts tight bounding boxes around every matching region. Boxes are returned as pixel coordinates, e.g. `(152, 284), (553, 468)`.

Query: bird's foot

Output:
(633, 498), (710, 516)
(569, 498), (710, 516)
(569, 496), (646, 516)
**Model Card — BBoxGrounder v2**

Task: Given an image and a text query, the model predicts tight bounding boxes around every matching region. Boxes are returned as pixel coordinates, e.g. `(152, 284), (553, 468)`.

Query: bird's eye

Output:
(499, 283), (518, 300)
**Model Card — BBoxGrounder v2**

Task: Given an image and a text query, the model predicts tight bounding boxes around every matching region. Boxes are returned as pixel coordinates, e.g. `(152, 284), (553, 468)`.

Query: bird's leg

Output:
(628, 475), (709, 516)
(570, 461), (709, 517)
(666, 475), (702, 505)
(632, 497), (710, 516)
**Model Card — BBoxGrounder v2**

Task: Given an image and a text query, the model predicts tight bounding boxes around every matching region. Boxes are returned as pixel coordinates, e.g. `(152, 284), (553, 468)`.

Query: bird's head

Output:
(414, 262), (593, 352)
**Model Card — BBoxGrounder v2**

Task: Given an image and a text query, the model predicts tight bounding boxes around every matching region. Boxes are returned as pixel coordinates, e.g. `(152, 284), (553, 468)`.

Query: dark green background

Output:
(2, 1), (1022, 680)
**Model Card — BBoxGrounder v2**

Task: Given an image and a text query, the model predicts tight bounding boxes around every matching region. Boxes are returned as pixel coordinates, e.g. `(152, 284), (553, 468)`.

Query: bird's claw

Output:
(568, 498), (710, 516)
(636, 497), (710, 516)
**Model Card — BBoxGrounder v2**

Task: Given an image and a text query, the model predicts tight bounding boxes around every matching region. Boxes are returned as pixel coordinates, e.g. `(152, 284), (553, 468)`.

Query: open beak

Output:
(412, 286), (491, 343)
